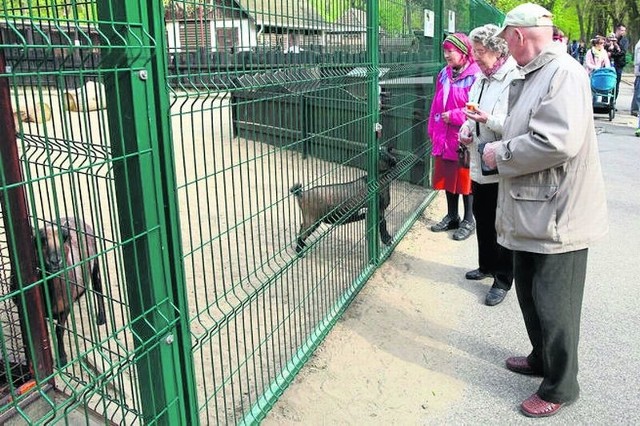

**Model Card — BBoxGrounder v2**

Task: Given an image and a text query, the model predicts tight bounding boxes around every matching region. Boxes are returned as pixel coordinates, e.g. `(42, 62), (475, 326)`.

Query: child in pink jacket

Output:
(428, 33), (480, 240)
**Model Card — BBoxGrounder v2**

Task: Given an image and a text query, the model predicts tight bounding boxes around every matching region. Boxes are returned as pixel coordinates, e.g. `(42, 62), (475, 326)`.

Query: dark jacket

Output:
(611, 36), (629, 68)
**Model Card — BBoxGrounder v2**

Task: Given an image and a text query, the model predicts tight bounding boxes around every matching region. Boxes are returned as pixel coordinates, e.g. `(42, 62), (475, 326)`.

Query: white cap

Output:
(496, 3), (553, 36)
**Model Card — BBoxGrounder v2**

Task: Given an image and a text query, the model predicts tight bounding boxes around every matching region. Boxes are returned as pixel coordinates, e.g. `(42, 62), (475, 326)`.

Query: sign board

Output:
(424, 9), (435, 37)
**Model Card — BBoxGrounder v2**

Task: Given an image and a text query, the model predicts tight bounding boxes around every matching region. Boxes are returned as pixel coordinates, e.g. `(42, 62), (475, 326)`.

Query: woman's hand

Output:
(463, 107), (489, 124)
(440, 111), (451, 124)
(458, 125), (473, 145)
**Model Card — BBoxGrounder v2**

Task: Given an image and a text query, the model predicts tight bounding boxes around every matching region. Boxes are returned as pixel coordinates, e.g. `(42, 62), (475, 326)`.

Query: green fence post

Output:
(367, 0), (381, 263)
(436, 0), (445, 61)
(96, 1), (198, 424)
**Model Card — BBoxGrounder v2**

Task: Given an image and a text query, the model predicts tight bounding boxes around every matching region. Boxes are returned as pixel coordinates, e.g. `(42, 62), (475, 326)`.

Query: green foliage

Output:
(380, 2), (408, 34)
(309, 0), (421, 35)
(493, 0), (640, 42)
(2, 0), (95, 21)
(309, 0), (351, 22)
(553, 8), (580, 40)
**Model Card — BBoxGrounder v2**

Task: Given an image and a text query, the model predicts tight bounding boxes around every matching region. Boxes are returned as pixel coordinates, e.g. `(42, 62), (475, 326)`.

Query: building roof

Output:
(235, 0), (326, 30)
(334, 8), (380, 34)
(335, 8), (366, 28)
(162, 0), (366, 33)
(233, 0), (364, 33)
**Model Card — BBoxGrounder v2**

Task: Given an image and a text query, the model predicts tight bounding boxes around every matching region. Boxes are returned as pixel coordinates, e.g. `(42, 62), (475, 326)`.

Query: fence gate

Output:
(0, 0), (502, 424)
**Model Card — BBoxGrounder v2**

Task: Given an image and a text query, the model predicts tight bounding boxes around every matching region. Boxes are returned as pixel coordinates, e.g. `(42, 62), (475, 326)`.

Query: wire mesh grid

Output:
(165, 0), (437, 421)
(0, 83), (144, 424)
(0, 222), (31, 406)
(0, 4), (146, 422)
(171, 97), (421, 423)
(0, 0), (503, 423)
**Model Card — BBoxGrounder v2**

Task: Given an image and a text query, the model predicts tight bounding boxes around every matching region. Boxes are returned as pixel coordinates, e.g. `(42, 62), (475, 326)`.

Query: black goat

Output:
(290, 146), (397, 253)
(34, 217), (106, 367)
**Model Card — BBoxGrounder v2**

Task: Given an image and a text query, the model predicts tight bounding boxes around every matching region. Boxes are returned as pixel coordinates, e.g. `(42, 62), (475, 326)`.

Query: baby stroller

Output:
(590, 67), (617, 121)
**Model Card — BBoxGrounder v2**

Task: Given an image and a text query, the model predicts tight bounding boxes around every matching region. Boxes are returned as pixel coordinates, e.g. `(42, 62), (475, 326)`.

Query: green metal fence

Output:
(0, 0), (501, 423)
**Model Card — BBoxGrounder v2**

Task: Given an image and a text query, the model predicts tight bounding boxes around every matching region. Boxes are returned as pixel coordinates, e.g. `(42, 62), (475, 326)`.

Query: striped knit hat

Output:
(442, 33), (473, 61)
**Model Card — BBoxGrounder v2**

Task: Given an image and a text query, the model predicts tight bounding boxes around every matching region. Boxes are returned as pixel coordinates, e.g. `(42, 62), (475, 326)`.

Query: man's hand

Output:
(481, 141), (499, 170)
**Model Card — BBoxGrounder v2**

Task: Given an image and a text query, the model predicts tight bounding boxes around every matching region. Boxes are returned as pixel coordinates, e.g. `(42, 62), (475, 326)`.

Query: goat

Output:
(290, 146), (397, 254)
(34, 217), (106, 367)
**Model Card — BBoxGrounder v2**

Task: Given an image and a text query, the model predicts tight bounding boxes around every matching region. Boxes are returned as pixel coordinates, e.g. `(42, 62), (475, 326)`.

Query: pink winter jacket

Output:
(428, 63), (480, 161)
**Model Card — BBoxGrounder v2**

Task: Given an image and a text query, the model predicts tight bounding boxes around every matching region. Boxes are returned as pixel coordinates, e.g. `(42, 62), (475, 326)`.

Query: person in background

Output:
(633, 37), (640, 118)
(604, 32), (619, 59)
(458, 24), (517, 306)
(552, 26), (567, 48)
(578, 39), (586, 64)
(427, 33), (480, 241)
(610, 24), (629, 101)
(584, 37), (610, 75)
(483, 2), (608, 418)
(570, 39), (579, 60)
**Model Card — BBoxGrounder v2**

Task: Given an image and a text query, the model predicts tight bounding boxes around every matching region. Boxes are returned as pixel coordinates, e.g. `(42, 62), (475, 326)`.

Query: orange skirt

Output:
(432, 157), (472, 195)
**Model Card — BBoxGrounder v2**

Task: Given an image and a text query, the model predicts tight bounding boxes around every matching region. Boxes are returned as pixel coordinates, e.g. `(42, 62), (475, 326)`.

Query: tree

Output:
(2, 0), (94, 20)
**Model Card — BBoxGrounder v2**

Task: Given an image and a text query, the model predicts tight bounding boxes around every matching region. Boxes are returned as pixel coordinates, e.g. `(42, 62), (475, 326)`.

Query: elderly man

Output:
(482, 3), (608, 418)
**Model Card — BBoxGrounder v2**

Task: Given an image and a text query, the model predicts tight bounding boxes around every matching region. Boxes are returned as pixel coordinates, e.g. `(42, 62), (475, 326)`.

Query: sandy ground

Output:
(4, 86), (432, 423)
(263, 194), (473, 424)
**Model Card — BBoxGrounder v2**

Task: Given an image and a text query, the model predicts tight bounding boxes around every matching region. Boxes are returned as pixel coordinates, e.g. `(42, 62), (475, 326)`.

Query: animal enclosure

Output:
(0, 0), (502, 423)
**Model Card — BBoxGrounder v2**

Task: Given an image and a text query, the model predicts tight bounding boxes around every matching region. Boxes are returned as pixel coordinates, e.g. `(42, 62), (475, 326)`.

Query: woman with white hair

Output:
(459, 24), (519, 306)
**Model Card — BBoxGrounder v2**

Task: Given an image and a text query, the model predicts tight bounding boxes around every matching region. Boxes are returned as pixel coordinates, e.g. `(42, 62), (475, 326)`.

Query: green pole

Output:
(96, 1), (198, 424)
(366, 0), (381, 264)
(436, 0), (445, 62)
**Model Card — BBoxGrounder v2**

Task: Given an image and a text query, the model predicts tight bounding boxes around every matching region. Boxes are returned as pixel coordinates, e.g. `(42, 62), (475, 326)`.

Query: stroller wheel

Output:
(609, 108), (615, 121)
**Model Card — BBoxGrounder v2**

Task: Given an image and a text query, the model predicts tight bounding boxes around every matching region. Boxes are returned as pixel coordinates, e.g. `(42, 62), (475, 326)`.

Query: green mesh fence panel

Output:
(0, 0), (193, 424)
(0, 0), (502, 424)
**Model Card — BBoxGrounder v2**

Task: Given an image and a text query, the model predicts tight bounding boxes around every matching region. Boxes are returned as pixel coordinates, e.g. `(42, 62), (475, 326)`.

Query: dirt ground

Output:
(6, 87), (434, 423)
(262, 194), (471, 424)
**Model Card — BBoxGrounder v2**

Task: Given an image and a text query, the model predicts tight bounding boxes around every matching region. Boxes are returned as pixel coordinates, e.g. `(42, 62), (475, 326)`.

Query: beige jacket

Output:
(493, 42), (608, 254)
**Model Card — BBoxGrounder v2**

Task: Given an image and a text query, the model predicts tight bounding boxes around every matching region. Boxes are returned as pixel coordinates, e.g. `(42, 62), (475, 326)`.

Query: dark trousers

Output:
(632, 76), (640, 113)
(514, 249), (588, 403)
(615, 66), (623, 101)
(471, 181), (513, 290)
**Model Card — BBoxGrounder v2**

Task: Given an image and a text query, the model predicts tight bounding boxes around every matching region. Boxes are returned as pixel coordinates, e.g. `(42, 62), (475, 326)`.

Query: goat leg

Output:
(379, 216), (393, 245)
(55, 312), (69, 368)
(91, 261), (106, 326)
(296, 222), (320, 254)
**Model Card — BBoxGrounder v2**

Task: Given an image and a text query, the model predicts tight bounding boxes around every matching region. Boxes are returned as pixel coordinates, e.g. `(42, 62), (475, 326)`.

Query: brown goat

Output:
(34, 217), (106, 367)
(290, 146), (397, 253)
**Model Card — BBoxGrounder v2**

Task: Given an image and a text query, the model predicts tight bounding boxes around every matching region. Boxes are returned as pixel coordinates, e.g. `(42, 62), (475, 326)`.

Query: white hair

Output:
(469, 24), (509, 57)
